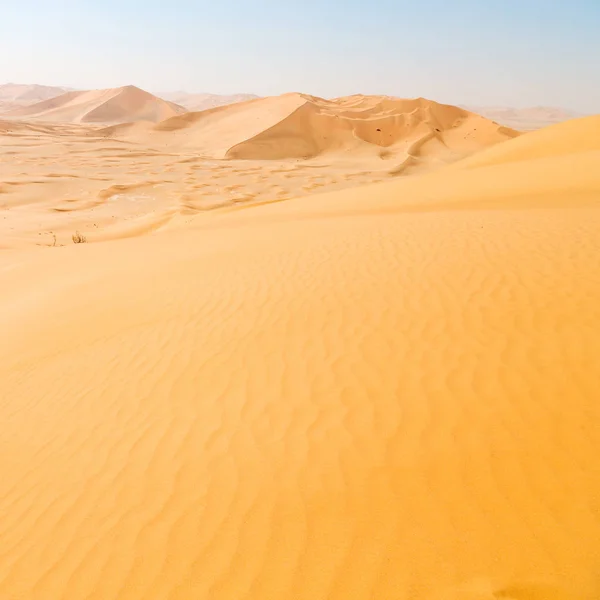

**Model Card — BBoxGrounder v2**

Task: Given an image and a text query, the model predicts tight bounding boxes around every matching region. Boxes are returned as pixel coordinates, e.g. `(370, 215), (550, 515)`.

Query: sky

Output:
(1, 0), (599, 112)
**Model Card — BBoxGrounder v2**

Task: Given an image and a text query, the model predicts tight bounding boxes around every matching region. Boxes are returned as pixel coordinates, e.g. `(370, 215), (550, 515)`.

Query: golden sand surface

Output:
(1, 112), (600, 599)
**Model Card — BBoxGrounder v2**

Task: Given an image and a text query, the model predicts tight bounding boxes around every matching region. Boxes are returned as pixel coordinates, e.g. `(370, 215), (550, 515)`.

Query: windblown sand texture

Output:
(0, 95), (516, 248)
(1, 106), (600, 599)
(2, 85), (186, 124)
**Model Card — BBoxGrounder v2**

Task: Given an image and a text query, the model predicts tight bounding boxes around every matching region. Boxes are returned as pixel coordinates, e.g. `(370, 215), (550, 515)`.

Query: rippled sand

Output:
(1, 116), (600, 599)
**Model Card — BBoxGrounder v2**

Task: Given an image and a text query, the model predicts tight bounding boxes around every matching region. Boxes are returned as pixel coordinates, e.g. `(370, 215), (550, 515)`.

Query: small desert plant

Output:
(72, 231), (87, 244)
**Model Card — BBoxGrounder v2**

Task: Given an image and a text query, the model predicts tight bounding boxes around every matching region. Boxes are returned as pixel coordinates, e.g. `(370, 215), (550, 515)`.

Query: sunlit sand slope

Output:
(1, 116), (600, 599)
(0, 83), (69, 106)
(457, 113), (600, 166)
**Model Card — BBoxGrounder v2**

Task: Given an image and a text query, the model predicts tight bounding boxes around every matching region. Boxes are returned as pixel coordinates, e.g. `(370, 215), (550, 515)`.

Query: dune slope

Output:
(456, 113), (600, 168)
(111, 93), (517, 170)
(2, 85), (187, 124)
(1, 116), (600, 599)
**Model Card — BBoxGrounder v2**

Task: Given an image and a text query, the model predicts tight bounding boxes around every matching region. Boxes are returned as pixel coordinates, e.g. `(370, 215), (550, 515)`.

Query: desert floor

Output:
(0, 121), (393, 248)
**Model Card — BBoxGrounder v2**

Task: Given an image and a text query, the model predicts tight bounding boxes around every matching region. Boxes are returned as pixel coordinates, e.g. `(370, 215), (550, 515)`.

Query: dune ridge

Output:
(0, 82), (70, 105)
(2, 85), (187, 124)
(107, 93), (518, 168)
(1, 113), (600, 599)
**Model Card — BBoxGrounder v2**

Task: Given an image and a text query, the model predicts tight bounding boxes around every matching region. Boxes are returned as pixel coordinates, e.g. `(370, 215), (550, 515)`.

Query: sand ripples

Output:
(1, 200), (600, 598)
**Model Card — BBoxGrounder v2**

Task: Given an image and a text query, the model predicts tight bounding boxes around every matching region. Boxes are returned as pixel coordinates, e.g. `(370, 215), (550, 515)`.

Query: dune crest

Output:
(2, 85), (187, 124)
(1, 111), (600, 599)
(108, 93), (518, 169)
(0, 82), (70, 105)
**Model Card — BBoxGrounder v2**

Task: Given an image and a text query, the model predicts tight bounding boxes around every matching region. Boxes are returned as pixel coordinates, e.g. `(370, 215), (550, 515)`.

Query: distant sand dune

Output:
(0, 82), (69, 105)
(158, 91), (260, 111)
(106, 93), (518, 169)
(2, 85), (187, 124)
(1, 114), (600, 599)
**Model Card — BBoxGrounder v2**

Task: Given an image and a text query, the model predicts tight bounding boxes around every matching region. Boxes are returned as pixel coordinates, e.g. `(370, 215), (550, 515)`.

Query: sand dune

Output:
(0, 83), (70, 114)
(0, 100), (18, 112)
(158, 91), (260, 111)
(2, 85), (187, 124)
(109, 93), (517, 171)
(458, 113), (600, 168)
(1, 113), (600, 599)
(0, 82), (70, 105)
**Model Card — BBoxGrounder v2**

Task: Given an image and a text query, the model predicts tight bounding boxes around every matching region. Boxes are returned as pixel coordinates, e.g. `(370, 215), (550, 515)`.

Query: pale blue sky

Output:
(1, 0), (598, 111)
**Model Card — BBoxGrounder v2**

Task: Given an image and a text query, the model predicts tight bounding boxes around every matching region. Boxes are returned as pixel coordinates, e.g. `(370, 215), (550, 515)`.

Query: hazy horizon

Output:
(2, 0), (599, 113)
(0, 83), (590, 114)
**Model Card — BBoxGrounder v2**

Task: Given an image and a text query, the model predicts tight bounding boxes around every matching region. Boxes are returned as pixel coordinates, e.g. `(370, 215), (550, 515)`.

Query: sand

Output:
(0, 83), (69, 105)
(0, 84), (69, 114)
(1, 109), (600, 600)
(117, 94), (517, 162)
(0, 95), (515, 248)
(1, 85), (186, 124)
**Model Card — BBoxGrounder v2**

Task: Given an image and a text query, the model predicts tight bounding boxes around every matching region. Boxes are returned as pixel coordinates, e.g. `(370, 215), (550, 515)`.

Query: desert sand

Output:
(0, 83), (69, 114)
(0, 94), (516, 248)
(1, 92), (600, 600)
(0, 83), (70, 106)
(1, 85), (186, 124)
